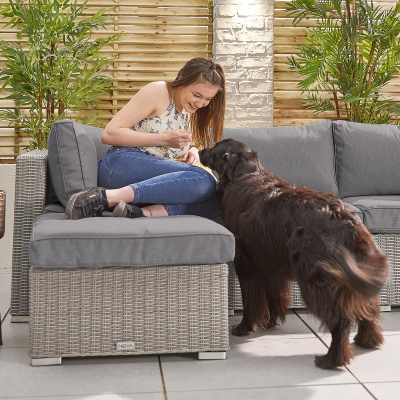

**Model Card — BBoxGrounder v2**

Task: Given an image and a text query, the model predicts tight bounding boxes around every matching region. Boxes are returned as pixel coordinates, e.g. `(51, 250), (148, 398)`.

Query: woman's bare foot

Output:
(142, 204), (168, 217)
(106, 186), (135, 207)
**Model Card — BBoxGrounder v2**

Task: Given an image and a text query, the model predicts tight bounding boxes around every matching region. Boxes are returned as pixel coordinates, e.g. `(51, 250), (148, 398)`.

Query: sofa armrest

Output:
(11, 149), (48, 318)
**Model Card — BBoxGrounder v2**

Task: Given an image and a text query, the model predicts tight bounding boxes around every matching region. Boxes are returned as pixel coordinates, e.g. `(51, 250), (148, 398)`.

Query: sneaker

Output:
(112, 200), (145, 218)
(65, 187), (109, 220)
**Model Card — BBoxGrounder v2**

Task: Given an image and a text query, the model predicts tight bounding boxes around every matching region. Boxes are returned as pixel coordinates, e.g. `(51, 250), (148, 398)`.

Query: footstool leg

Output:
(198, 352), (226, 360)
(11, 316), (30, 323)
(31, 357), (62, 366)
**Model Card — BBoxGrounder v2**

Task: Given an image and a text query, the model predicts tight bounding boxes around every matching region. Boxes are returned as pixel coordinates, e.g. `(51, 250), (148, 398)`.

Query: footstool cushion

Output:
(29, 213), (235, 268)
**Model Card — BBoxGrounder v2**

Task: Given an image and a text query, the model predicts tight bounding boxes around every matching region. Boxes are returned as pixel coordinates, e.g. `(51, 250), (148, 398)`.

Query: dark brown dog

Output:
(199, 139), (388, 369)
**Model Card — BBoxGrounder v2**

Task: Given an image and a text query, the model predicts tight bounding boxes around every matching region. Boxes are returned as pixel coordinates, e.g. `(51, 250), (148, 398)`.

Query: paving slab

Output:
(365, 382), (400, 400)
(160, 313), (358, 392)
(0, 270), (11, 318)
(168, 384), (374, 400)
(0, 347), (163, 398)
(0, 313), (29, 348)
(2, 395), (164, 400)
(294, 309), (400, 383)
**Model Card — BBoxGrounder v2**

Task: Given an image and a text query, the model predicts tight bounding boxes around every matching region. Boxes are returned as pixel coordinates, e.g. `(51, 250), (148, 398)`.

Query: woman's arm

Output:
(101, 82), (191, 148)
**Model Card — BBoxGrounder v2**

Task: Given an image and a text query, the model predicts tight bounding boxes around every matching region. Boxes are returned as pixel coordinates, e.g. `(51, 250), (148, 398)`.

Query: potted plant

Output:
(0, 0), (122, 150)
(286, 0), (400, 123)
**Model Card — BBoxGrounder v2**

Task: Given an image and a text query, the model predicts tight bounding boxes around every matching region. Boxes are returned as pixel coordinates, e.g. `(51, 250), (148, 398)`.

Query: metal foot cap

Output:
(198, 352), (226, 360)
(32, 357), (62, 366)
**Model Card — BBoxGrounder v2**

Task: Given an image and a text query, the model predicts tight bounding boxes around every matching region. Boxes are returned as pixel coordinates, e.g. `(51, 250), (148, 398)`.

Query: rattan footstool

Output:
(29, 213), (235, 366)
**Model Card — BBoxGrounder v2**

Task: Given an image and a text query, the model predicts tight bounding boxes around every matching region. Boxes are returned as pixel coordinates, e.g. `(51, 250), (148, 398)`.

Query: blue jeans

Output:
(98, 147), (220, 218)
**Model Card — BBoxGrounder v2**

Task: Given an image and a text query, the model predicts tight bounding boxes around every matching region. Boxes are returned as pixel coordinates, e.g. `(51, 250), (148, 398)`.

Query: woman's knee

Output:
(194, 170), (217, 201)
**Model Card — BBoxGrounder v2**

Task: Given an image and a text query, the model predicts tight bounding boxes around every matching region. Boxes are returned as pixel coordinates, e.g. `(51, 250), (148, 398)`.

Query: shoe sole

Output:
(65, 187), (95, 220)
(112, 200), (127, 217)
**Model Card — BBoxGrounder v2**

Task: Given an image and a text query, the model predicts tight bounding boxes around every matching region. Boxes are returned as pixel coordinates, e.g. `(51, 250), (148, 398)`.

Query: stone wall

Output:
(213, 0), (274, 128)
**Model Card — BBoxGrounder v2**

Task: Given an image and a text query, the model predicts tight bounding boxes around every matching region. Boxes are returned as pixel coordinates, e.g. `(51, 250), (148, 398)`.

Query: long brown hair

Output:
(168, 57), (225, 149)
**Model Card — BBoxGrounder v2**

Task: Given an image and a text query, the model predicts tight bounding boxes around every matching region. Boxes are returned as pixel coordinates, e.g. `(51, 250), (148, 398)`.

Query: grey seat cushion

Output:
(341, 201), (363, 223)
(29, 214), (235, 268)
(223, 120), (338, 195)
(333, 121), (400, 197)
(43, 202), (223, 223)
(47, 120), (111, 207)
(342, 196), (400, 233)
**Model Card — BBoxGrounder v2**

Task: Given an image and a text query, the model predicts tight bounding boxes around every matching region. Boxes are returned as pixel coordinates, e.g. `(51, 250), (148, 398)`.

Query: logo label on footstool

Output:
(116, 341), (135, 350)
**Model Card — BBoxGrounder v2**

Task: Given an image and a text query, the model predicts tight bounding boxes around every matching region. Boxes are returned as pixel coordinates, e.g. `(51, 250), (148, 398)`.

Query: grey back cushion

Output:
(47, 119), (111, 207)
(223, 120), (338, 194)
(333, 121), (400, 197)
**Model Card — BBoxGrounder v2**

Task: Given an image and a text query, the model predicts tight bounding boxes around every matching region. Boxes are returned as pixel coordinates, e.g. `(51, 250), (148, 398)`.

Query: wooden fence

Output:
(0, 0), (213, 162)
(274, 0), (400, 127)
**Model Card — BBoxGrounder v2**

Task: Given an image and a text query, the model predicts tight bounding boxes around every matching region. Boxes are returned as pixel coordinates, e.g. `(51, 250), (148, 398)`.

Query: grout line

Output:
(164, 383), (370, 393)
(0, 391), (165, 399)
(158, 355), (168, 400)
(291, 309), (329, 349)
(292, 309), (377, 400)
(1, 307), (10, 324)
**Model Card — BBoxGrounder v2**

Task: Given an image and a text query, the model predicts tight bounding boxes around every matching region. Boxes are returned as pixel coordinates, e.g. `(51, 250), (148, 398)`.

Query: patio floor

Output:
(1, 269), (399, 400)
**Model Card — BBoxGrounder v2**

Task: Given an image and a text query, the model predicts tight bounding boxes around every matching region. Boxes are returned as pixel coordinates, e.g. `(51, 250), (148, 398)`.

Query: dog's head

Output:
(199, 139), (261, 182)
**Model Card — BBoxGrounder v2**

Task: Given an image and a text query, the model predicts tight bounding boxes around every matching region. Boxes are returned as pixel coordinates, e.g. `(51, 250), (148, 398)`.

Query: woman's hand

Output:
(182, 147), (200, 166)
(164, 129), (192, 148)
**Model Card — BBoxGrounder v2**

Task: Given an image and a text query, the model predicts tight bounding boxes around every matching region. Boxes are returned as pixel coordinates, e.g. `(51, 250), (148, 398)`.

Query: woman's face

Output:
(177, 80), (219, 114)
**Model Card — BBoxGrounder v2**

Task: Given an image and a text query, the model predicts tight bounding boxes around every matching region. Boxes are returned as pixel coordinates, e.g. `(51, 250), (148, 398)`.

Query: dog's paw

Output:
(354, 331), (384, 349)
(314, 355), (338, 369)
(231, 323), (251, 336)
(314, 354), (348, 369)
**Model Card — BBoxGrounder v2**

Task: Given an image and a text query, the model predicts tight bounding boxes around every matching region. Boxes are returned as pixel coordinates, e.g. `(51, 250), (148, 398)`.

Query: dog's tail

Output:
(321, 246), (388, 297)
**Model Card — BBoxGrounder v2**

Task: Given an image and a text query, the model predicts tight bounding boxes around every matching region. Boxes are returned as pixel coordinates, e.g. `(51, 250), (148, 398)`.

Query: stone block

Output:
(249, 94), (269, 105)
(235, 30), (273, 43)
(246, 17), (265, 29)
(225, 69), (247, 80)
(248, 120), (273, 128)
(224, 120), (249, 128)
(265, 17), (274, 31)
(238, 4), (271, 17)
(225, 81), (237, 93)
(248, 69), (269, 80)
(215, 30), (236, 42)
(214, 17), (243, 30)
(215, 43), (247, 55)
(227, 93), (252, 106)
(236, 57), (273, 69)
(235, 107), (273, 119)
(239, 81), (273, 93)
(217, 5), (237, 17)
(214, 56), (236, 68)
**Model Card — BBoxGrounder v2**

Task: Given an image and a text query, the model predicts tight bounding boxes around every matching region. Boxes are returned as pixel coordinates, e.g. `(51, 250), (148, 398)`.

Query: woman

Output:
(65, 57), (225, 220)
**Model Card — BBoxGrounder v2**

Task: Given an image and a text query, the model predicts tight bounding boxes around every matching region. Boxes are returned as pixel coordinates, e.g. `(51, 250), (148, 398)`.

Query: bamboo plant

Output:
(286, 0), (400, 124)
(0, 0), (122, 150)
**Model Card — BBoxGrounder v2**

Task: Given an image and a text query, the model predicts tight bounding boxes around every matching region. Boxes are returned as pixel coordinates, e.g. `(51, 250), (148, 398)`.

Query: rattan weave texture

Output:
(0, 190), (5, 239)
(11, 150), (48, 317)
(229, 234), (399, 310)
(30, 264), (229, 359)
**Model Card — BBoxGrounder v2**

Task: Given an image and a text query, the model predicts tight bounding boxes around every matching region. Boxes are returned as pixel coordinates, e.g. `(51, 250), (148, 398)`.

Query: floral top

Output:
(131, 93), (190, 160)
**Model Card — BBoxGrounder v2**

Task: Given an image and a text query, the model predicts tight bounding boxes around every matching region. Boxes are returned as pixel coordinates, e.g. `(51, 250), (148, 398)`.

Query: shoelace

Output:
(82, 200), (105, 217)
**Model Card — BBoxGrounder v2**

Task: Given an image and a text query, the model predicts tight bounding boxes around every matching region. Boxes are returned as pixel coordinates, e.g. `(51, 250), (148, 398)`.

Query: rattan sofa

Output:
(224, 120), (400, 312)
(11, 120), (235, 366)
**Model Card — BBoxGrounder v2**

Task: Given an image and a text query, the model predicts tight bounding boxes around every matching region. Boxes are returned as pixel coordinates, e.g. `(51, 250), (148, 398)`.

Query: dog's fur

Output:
(199, 139), (389, 369)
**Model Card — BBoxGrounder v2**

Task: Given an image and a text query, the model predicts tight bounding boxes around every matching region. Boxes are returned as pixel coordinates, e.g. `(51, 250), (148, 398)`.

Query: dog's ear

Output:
(225, 151), (260, 181)
(223, 152), (239, 181)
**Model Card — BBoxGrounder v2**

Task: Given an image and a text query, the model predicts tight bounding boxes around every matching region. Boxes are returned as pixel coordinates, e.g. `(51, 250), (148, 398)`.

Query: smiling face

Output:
(175, 80), (219, 113)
